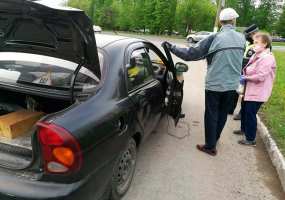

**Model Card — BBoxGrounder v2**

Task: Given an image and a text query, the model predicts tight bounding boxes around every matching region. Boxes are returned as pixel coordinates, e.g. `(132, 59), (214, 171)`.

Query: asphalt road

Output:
(116, 34), (285, 200)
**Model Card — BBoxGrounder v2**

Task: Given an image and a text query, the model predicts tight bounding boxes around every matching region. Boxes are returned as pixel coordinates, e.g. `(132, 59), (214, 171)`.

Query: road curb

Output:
(257, 115), (285, 192)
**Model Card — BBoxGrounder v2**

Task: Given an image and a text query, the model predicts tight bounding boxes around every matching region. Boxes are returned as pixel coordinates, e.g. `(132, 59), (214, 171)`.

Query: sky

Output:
(37, 0), (67, 6)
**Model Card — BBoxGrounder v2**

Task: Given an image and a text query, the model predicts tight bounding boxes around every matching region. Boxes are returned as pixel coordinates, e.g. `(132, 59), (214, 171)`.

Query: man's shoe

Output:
(233, 130), (244, 135)
(238, 139), (256, 147)
(196, 144), (217, 156)
(233, 113), (241, 120)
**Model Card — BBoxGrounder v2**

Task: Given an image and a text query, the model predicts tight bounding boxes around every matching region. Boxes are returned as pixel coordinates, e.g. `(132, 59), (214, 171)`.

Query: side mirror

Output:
(175, 62), (189, 74)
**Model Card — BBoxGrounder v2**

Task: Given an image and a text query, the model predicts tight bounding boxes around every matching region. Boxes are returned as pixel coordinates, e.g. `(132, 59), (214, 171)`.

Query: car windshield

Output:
(0, 52), (103, 91)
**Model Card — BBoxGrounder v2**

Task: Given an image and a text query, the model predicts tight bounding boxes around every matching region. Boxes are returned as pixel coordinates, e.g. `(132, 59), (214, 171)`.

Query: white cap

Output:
(219, 8), (239, 21)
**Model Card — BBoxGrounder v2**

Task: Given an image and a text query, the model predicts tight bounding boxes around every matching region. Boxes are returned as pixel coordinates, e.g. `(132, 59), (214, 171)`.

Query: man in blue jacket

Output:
(163, 8), (246, 156)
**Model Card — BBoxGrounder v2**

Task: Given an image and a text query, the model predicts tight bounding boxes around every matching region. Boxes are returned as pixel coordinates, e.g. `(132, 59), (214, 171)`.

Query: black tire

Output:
(110, 137), (137, 200)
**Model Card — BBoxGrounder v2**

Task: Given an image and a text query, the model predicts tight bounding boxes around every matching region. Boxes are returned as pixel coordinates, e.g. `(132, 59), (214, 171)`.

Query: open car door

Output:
(161, 43), (185, 126)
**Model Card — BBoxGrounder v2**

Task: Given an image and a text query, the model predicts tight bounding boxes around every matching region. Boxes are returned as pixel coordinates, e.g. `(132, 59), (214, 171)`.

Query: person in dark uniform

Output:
(229, 24), (259, 120)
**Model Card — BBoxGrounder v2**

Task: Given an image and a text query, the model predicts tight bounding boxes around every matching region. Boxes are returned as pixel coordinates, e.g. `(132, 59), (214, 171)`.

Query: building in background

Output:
(276, 0), (285, 11)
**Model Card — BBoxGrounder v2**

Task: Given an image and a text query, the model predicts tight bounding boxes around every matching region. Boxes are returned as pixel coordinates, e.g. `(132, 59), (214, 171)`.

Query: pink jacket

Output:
(243, 49), (276, 102)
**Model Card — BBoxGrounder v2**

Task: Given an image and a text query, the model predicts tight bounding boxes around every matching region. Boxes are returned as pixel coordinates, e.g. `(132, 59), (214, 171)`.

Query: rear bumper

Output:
(0, 171), (83, 200)
(0, 161), (114, 200)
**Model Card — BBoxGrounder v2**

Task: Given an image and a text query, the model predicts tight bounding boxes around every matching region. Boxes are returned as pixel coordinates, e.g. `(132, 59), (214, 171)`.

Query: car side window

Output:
(146, 48), (167, 76)
(127, 49), (153, 90)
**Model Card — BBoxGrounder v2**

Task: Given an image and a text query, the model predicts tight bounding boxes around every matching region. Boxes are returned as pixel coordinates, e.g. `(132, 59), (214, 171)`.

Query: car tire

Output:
(110, 137), (137, 200)
(187, 37), (194, 43)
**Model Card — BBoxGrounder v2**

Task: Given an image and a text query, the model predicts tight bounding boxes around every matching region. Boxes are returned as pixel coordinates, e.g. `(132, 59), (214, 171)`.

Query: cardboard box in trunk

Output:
(0, 110), (44, 139)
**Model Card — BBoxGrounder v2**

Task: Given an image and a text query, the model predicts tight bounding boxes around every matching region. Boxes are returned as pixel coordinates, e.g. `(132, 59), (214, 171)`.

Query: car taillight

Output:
(37, 122), (82, 174)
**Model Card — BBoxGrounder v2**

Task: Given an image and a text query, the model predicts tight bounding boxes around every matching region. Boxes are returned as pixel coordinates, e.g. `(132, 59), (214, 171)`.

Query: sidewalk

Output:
(123, 57), (285, 200)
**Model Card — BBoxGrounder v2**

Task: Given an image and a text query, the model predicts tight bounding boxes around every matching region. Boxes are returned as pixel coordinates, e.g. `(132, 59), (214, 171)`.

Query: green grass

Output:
(272, 42), (285, 47)
(261, 51), (285, 154)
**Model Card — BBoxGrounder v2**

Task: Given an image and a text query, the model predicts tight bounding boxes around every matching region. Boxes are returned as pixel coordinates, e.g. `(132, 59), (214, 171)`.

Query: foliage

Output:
(226, 0), (255, 27)
(176, 0), (216, 35)
(226, 0), (281, 34)
(277, 6), (285, 37)
(253, 0), (278, 31)
(68, 0), (91, 14)
(68, 0), (283, 35)
(68, 0), (216, 35)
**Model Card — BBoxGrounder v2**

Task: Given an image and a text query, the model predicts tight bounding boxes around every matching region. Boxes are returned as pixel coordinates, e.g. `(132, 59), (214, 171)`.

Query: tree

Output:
(168, 0), (178, 34)
(152, 0), (177, 34)
(254, 0), (278, 31)
(226, 0), (255, 27)
(68, 0), (91, 14)
(277, 6), (285, 37)
(115, 0), (135, 31)
(132, 0), (146, 30)
(144, 0), (157, 33)
(176, 0), (216, 35)
(85, 0), (119, 29)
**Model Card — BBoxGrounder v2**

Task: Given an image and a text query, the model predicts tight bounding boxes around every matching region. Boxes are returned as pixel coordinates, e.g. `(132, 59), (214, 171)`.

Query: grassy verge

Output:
(260, 51), (285, 154)
(273, 42), (285, 47)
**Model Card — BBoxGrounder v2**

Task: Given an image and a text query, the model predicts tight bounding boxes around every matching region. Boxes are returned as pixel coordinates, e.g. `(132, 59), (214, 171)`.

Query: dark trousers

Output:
(204, 90), (236, 149)
(241, 101), (263, 141)
(229, 92), (239, 114)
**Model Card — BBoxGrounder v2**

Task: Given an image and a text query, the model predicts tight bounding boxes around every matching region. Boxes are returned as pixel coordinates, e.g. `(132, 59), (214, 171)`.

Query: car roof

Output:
(95, 34), (144, 48)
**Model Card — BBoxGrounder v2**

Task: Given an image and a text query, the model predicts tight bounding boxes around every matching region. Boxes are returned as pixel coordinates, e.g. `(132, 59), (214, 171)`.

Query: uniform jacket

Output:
(243, 43), (255, 68)
(244, 49), (276, 102)
(170, 25), (246, 92)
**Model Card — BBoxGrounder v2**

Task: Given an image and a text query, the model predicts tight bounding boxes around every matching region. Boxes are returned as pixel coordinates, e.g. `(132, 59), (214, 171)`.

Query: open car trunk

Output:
(0, 0), (101, 169)
(0, 88), (71, 169)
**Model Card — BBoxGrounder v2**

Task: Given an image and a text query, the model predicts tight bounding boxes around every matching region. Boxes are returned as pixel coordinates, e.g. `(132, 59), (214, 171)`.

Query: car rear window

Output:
(0, 52), (102, 91)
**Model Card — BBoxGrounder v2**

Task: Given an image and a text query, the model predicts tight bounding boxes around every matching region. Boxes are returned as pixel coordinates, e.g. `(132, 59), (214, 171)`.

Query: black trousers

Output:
(204, 90), (236, 149)
(229, 92), (240, 114)
(241, 101), (263, 141)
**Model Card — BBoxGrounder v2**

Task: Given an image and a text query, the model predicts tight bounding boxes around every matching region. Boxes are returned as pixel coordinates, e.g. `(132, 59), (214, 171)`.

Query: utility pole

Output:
(213, 0), (225, 32)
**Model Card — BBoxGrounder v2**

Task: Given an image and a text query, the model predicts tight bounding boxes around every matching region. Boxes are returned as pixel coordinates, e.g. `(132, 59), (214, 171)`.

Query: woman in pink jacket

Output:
(238, 32), (276, 146)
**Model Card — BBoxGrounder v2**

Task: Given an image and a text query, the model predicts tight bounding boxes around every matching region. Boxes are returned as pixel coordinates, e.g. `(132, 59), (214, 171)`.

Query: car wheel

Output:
(187, 37), (194, 43)
(110, 137), (137, 200)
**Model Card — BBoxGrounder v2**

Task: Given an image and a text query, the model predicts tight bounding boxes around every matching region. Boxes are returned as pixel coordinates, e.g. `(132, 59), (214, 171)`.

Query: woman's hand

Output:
(240, 75), (246, 85)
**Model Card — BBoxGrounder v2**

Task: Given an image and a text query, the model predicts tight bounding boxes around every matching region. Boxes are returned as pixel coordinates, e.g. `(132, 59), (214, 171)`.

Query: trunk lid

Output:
(0, 0), (101, 79)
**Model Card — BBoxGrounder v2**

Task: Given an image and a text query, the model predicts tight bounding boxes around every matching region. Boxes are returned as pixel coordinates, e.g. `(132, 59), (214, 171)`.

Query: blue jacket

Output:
(170, 25), (246, 92)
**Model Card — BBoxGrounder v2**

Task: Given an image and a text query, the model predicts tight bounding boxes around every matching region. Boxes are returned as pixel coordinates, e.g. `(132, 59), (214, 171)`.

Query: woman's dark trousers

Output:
(241, 101), (263, 141)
